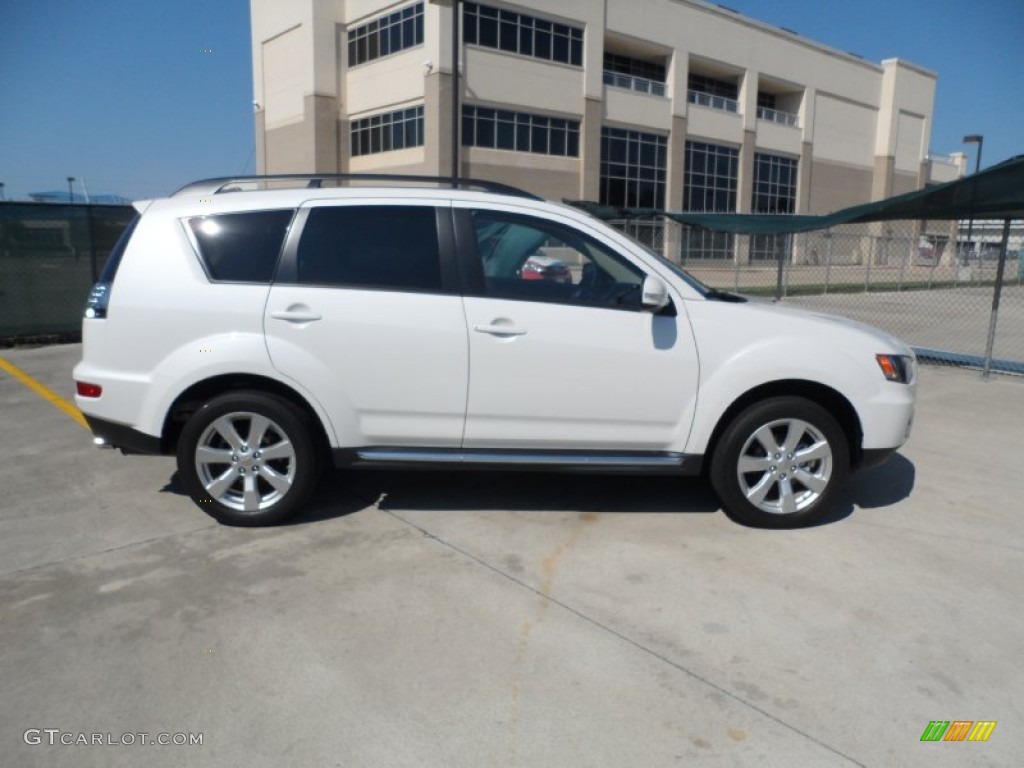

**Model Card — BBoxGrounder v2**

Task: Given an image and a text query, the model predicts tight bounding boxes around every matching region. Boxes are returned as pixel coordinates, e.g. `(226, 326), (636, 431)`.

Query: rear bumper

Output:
(84, 415), (164, 455)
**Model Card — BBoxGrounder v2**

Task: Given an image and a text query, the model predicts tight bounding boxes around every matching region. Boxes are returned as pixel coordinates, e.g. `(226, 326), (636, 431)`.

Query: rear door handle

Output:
(271, 310), (322, 323)
(474, 324), (527, 337)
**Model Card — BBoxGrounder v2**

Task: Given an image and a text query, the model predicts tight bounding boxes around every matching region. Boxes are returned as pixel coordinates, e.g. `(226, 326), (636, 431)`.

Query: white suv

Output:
(73, 175), (916, 529)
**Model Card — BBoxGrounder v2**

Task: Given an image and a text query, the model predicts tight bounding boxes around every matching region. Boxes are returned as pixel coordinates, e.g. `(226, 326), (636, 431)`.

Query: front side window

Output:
(187, 210), (294, 282)
(296, 206), (441, 292)
(469, 210), (643, 309)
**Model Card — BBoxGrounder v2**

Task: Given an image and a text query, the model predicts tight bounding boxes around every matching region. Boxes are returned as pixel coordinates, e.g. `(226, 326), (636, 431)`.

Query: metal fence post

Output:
(865, 236), (874, 292)
(897, 233), (908, 292)
(775, 234), (785, 300)
(982, 219), (1011, 378)
(733, 251), (740, 293)
(824, 231), (833, 294)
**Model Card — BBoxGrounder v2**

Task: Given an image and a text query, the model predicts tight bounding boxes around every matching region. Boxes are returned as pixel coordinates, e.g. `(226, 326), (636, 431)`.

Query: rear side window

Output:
(296, 206), (442, 291)
(187, 210), (294, 283)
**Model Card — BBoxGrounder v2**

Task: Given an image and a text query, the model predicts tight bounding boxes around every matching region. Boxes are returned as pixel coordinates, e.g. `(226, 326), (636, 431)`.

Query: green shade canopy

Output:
(565, 154), (1024, 234)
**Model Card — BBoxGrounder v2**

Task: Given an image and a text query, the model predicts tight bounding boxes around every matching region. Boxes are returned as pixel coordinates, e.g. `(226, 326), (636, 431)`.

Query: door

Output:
(457, 204), (699, 452)
(264, 200), (468, 447)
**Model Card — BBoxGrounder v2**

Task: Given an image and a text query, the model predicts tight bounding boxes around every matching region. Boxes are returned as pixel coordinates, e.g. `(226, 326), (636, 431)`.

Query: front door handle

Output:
(271, 309), (323, 323)
(474, 323), (527, 337)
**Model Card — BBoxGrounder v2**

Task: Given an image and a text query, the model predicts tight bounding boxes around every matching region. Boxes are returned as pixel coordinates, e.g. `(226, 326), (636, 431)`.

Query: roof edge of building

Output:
(678, 0), (889, 73)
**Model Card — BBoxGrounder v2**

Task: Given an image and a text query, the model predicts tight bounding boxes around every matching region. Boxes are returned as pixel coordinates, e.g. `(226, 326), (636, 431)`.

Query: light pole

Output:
(962, 134), (983, 264)
(67, 176), (76, 204)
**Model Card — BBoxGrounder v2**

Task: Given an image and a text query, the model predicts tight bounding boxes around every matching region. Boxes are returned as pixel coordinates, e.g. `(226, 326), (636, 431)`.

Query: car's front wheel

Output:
(710, 397), (850, 528)
(176, 391), (320, 526)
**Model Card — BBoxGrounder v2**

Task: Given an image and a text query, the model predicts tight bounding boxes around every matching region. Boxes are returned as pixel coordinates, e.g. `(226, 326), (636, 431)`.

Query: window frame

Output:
(273, 201), (459, 296)
(453, 206), (650, 313)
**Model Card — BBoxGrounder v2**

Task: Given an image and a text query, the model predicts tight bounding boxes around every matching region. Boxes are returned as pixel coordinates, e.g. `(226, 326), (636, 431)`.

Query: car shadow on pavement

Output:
(809, 452), (916, 527)
(302, 468), (722, 522)
(161, 453), (914, 528)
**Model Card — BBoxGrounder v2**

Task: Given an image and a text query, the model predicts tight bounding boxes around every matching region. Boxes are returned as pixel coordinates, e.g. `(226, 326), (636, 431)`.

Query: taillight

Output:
(84, 282), (111, 319)
(76, 381), (102, 398)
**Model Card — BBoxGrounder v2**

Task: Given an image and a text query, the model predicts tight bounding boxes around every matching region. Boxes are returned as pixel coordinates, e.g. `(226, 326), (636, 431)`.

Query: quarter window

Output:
(469, 210), (644, 309)
(296, 206), (442, 292)
(187, 210), (293, 283)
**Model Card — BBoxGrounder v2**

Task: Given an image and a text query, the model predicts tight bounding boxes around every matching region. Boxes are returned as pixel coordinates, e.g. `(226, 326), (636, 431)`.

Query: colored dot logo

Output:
(199, 348), (213, 353)
(201, 49), (213, 53)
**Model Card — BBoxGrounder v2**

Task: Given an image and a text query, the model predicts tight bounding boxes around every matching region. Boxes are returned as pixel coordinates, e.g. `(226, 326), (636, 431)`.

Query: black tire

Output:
(176, 390), (321, 526)
(709, 396), (850, 529)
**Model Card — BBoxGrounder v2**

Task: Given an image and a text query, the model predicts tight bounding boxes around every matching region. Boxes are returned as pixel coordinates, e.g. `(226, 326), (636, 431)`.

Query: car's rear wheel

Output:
(176, 391), (320, 526)
(710, 397), (850, 528)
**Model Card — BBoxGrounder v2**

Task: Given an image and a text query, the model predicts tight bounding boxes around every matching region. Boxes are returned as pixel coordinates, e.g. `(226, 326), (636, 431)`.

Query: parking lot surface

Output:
(1, 343), (1021, 767)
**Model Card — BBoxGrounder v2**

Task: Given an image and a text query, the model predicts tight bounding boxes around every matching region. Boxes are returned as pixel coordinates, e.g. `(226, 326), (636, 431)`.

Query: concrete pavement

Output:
(1, 343), (1021, 767)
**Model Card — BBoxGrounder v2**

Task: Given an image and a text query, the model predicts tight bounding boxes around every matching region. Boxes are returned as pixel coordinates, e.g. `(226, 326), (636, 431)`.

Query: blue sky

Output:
(1, 0), (1021, 202)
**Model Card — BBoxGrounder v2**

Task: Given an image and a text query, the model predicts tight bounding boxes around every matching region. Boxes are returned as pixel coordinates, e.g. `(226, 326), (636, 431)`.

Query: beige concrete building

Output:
(250, 0), (961, 237)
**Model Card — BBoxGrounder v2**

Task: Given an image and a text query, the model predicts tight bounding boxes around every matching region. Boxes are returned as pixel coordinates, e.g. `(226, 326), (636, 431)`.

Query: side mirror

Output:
(641, 275), (670, 311)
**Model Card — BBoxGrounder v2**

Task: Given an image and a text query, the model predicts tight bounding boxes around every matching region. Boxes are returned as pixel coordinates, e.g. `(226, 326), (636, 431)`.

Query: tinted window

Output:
(470, 211), (644, 308)
(188, 210), (293, 283)
(297, 206), (442, 291)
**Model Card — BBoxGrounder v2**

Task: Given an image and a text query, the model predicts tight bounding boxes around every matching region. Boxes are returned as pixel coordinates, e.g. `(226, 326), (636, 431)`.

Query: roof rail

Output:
(172, 174), (542, 200)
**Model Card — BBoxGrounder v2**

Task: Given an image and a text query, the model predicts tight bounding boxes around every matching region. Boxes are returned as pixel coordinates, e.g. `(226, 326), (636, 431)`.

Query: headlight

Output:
(876, 354), (913, 384)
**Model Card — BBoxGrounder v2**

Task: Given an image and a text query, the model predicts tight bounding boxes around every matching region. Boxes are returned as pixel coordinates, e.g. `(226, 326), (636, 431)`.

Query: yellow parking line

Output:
(0, 355), (90, 431)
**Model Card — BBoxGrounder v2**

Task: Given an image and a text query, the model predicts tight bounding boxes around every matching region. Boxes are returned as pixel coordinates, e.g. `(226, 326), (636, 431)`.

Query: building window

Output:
(603, 53), (666, 96)
(462, 105), (580, 157)
(684, 141), (738, 212)
(600, 127), (666, 209)
(350, 106), (424, 156)
(687, 73), (739, 112)
(682, 141), (738, 259)
(749, 153), (798, 261)
(463, 3), (583, 67)
(752, 153), (797, 214)
(348, 3), (424, 67)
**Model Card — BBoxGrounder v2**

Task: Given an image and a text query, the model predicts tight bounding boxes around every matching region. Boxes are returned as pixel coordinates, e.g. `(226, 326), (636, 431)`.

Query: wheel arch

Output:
(702, 380), (865, 475)
(160, 374), (332, 459)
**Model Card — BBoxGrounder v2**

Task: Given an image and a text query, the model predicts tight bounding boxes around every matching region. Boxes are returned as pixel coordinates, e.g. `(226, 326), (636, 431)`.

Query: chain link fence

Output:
(2, 203), (1022, 375)
(0, 202), (135, 341)
(612, 217), (1024, 375)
